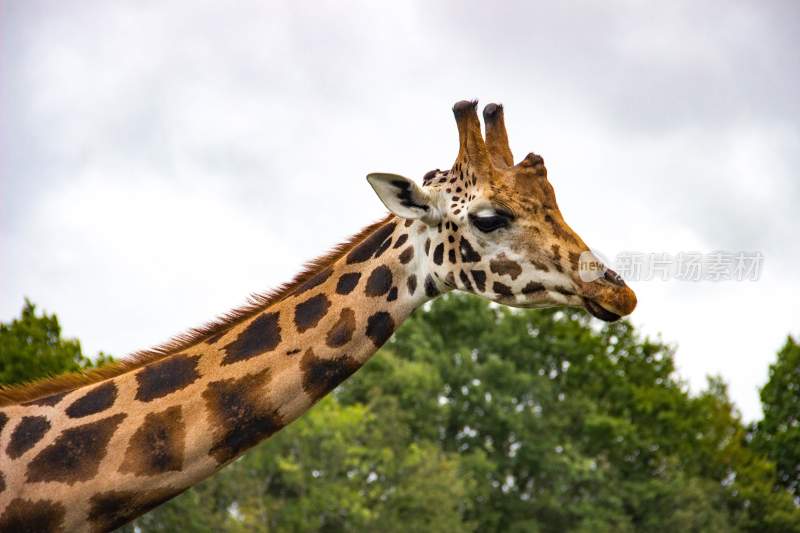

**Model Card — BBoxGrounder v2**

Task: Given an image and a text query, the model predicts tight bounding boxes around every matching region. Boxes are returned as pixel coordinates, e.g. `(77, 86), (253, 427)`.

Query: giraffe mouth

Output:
(583, 298), (622, 322)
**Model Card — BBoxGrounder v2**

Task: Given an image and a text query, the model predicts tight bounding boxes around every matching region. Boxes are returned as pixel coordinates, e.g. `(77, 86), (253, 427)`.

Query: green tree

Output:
(133, 396), (474, 532)
(342, 294), (800, 532)
(752, 336), (800, 497)
(5, 296), (798, 532)
(0, 299), (111, 386)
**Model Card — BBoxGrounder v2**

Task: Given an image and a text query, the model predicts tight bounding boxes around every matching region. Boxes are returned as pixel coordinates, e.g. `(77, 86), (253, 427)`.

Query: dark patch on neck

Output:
(374, 236), (393, 258)
(26, 413), (126, 485)
(202, 369), (283, 464)
(222, 311), (282, 365)
(65, 382), (118, 419)
(407, 274), (417, 295)
(493, 282), (513, 297)
(326, 308), (356, 348)
(399, 246), (414, 264)
(7, 416), (51, 459)
(523, 281), (546, 294)
(460, 238), (481, 262)
(346, 222), (397, 264)
(365, 265), (393, 297)
(88, 487), (181, 532)
(294, 294), (331, 333)
(0, 498), (66, 533)
(387, 287), (398, 301)
(393, 234), (408, 249)
(0, 472), (4, 494)
(135, 355), (200, 402)
(120, 405), (186, 477)
(336, 272), (361, 295)
(471, 270), (487, 292)
(286, 348), (301, 356)
(22, 391), (67, 407)
(433, 243), (445, 265)
(300, 349), (360, 400)
(293, 267), (333, 296)
(424, 274), (440, 297)
(365, 311), (395, 348)
(448, 249), (457, 264)
(490, 257), (523, 280)
(459, 270), (473, 290)
(0, 412), (8, 435)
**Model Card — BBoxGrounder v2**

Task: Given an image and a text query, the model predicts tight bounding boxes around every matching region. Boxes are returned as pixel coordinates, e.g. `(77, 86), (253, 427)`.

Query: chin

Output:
(582, 298), (622, 322)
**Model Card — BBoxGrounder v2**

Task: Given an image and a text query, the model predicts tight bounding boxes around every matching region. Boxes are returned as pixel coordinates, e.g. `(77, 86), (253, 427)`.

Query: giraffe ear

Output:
(367, 173), (440, 223)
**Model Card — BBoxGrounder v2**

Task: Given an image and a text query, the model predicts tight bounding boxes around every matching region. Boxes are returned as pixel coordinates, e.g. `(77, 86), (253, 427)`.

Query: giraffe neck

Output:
(0, 216), (446, 532)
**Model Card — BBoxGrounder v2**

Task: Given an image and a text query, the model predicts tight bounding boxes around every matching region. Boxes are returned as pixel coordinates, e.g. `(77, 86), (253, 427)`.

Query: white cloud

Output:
(2, 0), (798, 421)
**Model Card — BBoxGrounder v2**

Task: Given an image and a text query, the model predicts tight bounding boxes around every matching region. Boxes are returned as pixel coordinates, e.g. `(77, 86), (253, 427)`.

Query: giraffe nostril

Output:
(603, 268), (626, 287)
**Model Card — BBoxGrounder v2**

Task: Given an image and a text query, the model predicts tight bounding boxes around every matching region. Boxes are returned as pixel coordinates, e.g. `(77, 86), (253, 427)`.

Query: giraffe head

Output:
(368, 100), (636, 321)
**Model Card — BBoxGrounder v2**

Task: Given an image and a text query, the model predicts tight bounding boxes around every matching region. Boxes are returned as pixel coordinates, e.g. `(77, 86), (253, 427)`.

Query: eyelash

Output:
(469, 212), (513, 232)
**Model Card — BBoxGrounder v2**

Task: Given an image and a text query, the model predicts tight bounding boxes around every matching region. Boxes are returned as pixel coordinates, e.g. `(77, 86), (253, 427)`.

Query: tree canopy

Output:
(1, 296), (798, 532)
(0, 299), (111, 386)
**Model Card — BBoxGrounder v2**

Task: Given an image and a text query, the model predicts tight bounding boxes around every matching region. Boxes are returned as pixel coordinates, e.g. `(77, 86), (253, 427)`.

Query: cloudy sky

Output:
(1, 1), (798, 420)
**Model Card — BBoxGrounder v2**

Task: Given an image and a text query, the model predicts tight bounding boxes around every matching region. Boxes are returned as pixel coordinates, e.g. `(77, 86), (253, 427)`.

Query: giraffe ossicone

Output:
(0, 100), (636, 532)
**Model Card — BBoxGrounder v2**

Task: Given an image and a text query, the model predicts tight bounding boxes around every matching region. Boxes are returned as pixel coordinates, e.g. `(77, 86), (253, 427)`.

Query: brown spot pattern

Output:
(399, 246), (414, 264)
(7, 416), (51, 459)
(300, 349), (360, 399)
(326, 308), (356, 348)
(459, 270), (473, 290)
(365, 265), (393, 297)
(26, 413), (126, 485)
(22, 392), (67, 407)
(460, 238), (481, 262)
(424, 274), (439, 297)
(88, 488), (180, 532)
(223, 311), (281, 365)
(135, 355), (200, 402)
(120, 405), (186, 476)
(490, 257), (523, 280)
(493, 282), (513, 297)
(294, 294), (331, 333)
(336, 272), (361, 295)
(293, 267), (333, 295)
(346, 222), (396, 264)
(523, 281), (546, 294)
(407, 274), (417, 295)
(433, 243), (444, 265)
(65, 382), (117, 419)
(0, 498), (66, 533)
(202, 369), (283, 464)
(366, 311), (395, 348)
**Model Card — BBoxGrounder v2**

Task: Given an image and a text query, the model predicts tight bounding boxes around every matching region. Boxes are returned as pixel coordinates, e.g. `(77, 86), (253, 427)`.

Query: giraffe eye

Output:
(469, 211), (512, 233)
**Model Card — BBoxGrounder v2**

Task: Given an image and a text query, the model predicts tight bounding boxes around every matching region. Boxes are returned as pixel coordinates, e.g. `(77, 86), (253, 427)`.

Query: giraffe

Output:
(0, 100), (636, 532)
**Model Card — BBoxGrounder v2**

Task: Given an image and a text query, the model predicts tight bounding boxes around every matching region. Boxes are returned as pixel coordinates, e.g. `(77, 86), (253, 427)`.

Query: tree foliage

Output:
(2, 297), (798, 531)
(0, 299), (111, 386)
(752, 336), (800, 497)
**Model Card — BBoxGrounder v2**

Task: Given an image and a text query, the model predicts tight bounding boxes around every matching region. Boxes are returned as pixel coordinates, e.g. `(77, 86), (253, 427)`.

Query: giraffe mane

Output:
(0, 214), (395, 407)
